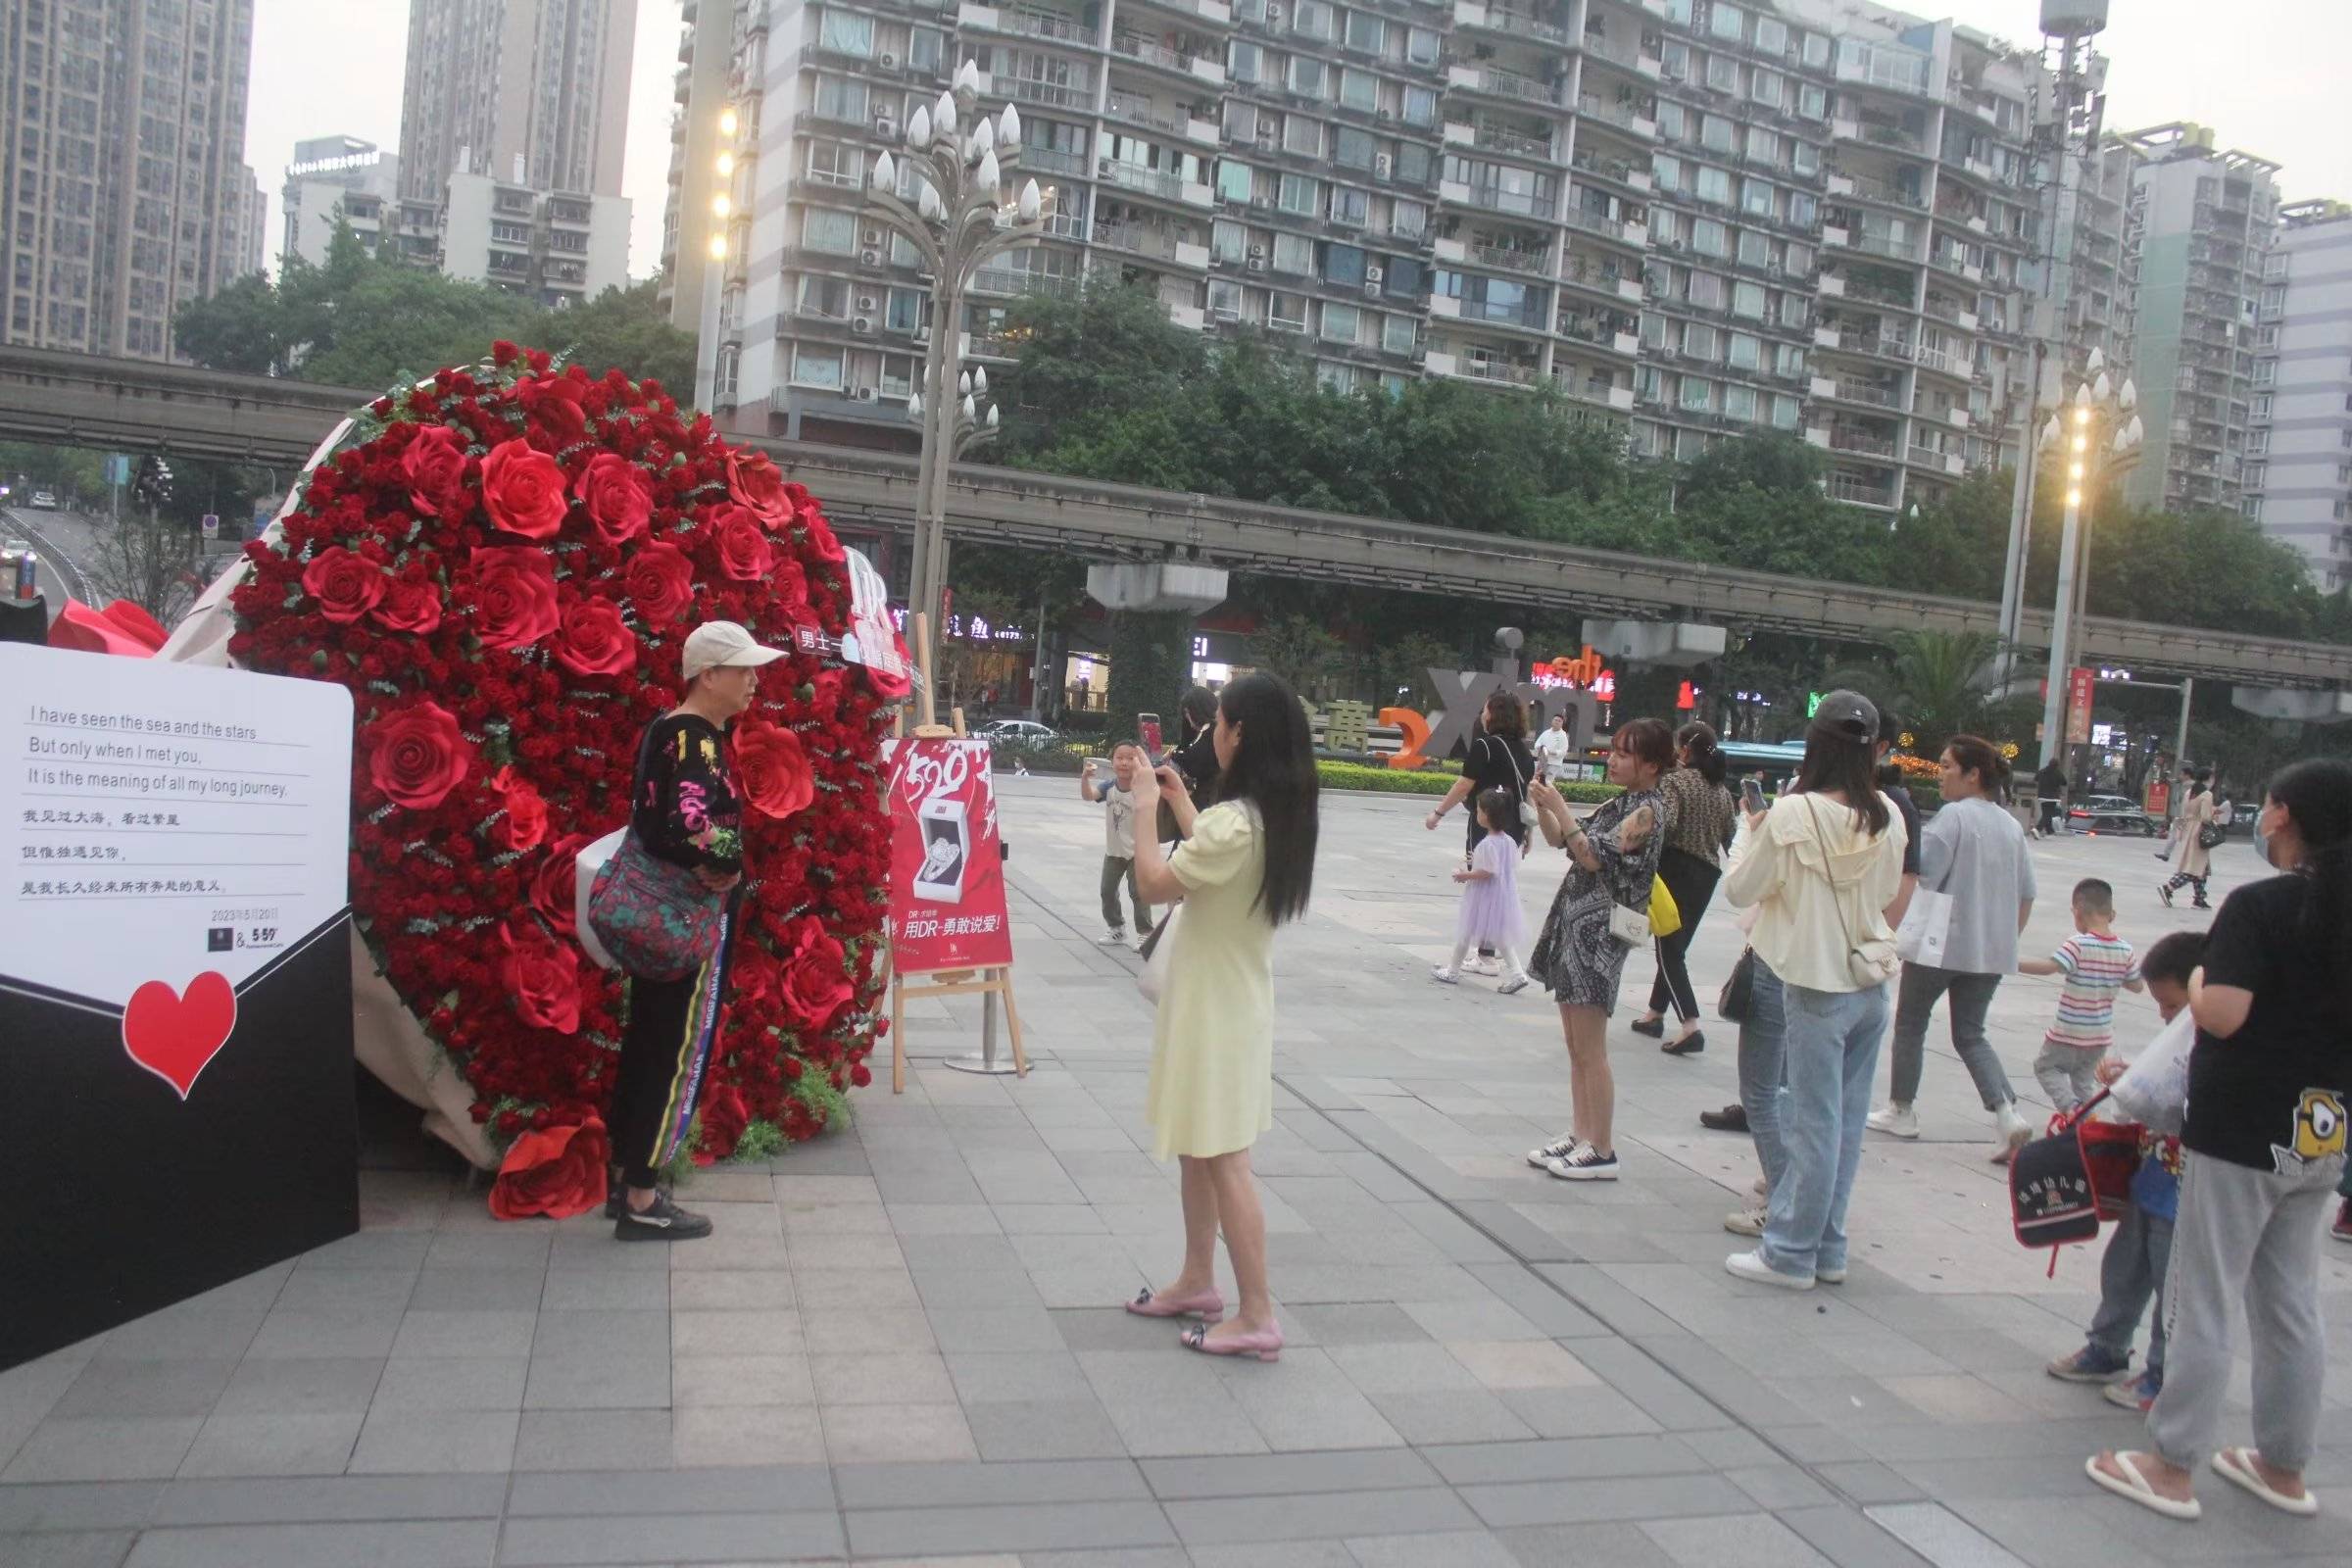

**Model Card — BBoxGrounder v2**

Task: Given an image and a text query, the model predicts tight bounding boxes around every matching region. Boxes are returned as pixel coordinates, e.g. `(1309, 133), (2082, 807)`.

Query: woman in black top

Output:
(1424, 692), (1533, 967)
(606, 620), (777, 1243)
(2089, 758), (2352, 1520)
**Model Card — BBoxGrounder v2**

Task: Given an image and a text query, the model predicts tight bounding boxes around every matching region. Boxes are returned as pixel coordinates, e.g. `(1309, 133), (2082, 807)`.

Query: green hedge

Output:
(1314, 761), (1620, 803)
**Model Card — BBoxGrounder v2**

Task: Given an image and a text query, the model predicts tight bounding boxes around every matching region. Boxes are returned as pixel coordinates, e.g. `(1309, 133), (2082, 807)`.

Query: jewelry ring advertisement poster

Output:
(0, 645), (359, 1371)
(883, 735), (1012, 975)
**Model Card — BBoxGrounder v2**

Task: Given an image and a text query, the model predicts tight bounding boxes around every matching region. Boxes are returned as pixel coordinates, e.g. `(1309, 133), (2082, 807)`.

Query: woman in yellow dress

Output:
(1123, 672), (1320, 1361)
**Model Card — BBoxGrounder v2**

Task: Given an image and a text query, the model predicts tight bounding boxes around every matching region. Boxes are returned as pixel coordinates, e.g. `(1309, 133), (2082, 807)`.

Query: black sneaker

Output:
(614, 1192), (713, 1242)
(606, 1172), (672, 1221)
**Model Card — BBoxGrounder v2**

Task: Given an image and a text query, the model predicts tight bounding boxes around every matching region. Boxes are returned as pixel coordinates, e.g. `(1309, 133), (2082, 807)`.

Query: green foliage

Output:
(1314, 761), (1620, 803)
(1104, 609), (1192, 748)
(726, 1118), (789, 1163)
(791, 1070), (853, 1134)
(1246, 613), (1346, 698)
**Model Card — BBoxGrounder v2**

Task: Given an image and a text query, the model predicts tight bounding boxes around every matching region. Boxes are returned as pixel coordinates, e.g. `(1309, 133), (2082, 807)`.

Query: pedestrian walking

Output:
(1718, 692), (1906, 1290)
(2017, 878), (2143, 1113)
(1866, 735), (2040, 1162)
(1631, 722), (1738, 1055)
(2161, 769), (2218, 909)
(1432, 788), (1532, 993)
(1521, 718), (1671, 1181)
(1534, 712), (1573, 781)
(1425, 691), (1535, 971)
(1125, 672), (1320, 1362)
(602, 620), (778, 1242)
(1079, 744), (1154, 946)
(2087, 757), (2352, 1522)
(2035, 759), (2067, 839)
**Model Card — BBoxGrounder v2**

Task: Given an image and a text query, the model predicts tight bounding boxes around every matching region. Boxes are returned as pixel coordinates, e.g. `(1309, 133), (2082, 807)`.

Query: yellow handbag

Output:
(1648, 875), (1682, 938)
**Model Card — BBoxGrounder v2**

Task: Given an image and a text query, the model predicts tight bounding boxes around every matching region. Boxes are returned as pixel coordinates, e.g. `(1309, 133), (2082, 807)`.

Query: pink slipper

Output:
(1126, 1286), (1223, 1322)
(1180, 1321), (1282, 1361)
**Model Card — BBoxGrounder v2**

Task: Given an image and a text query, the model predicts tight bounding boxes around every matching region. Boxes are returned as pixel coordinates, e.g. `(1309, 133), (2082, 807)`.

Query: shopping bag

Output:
(1648, 875), (1682, 938)
(2109, 1010), (2194, 1134)
(1893, 886), (1954, 965)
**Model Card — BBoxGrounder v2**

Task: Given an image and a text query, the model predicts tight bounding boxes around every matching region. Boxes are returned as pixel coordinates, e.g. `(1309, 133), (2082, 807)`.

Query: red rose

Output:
(621, 541), (695, 625)
(693, 1084), (751, 1165)
(500, 914), (581, 1034)
(726, 449), (791, 524)
(574, 453), (653, 546)
(850, 1062), (873, 1088)
(711, 505), (774, 581)
(520, 375), (589, 446)
(487, 1116), (607, 1219)
(372, 575), (443, 635)
(796, 501), (847, 564)
(779, 916), (852, 1028)
(403, 424), (470, 515)
(529, 832), (588, 938)
(552, 597), (637, 678)
(769, 556), (809, 616)
(301, 546), (384, 624)
(480, 438), (570, 539)
(466, 546), (560, 649)
(367, 701), (470, 810)
(492, 764), (549, 853)
(733, 719), (814, 819)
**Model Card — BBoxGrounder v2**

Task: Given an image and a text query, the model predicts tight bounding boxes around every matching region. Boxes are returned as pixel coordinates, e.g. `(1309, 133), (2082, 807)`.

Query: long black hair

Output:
(1675, 720), (1727, 785)
(1178, 685), (1217, 743)
(1213, 671), (1320, 925)
(2266, 758), (2352, 998)
(1791, 716), (1890, 837)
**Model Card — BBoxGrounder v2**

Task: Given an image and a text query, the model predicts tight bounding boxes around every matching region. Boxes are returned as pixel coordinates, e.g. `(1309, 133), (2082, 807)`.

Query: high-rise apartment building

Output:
(2118, 122), (2280, 515)
(2247, 200), (2352, 590)
(280, 136), (404, 270)
(694, 0), (2083, 516)
(1, 0), (265, 360)
(398, 0), (638, 202)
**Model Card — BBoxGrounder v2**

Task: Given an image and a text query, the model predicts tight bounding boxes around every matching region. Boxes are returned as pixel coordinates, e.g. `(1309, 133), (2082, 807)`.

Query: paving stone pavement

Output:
(6, 779), (2346, 1567)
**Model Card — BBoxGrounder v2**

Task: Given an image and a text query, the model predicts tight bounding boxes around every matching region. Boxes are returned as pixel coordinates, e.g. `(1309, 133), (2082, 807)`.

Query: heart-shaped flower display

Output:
(228, 342), (892, 1162)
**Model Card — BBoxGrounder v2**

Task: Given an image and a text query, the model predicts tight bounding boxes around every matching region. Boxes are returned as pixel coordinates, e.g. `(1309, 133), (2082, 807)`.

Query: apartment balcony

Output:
(1455, 2), (1571, 45)
(1553, 368), (1637, 411)
(957, 3), (1099, 45)
(1827, 427), (1898, 460)
(1578, 30), (1662, 79)
(998, 75), (1095, 112)
(1825, 169), (1926, 213)
(1558, 254), (1644, 306)
(1906, 442), (1965, 475)
(1919, 297), (1978, 332)
(1097, 160), (1213, 209)
(1429, 353), (1544, 387)
(1558, 204), (1644, 251)
(1812, 375), (1904, 411)
(1575, 96), (1656, 139)
(1091, 221), (1209, 268)
(1828, 471), (1898, 508)
(1555, 314), (1640, 357)
(1925, 245), (1983, 283)
(1452, 241), (1550, 276)
(1431, 294), (1551, 337)
(1104, 94), (1220, 147)
(1444, 181), (1556, 222)
(1569, 147), (1650, 195)
(1019, 145), (1091, 180)
(970, 267), (1082, 298)
(1450, 65), (1563, 108)
(1457, 121), (1556, 163)
(1110, 31), (1225, 85)
(1127, 0), (1232, 24)
(1832, 119), (1925, 156)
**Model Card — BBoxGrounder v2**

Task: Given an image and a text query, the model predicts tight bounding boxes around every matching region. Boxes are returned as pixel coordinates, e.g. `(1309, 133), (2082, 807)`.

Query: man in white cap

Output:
(604, 619), (788, 1242)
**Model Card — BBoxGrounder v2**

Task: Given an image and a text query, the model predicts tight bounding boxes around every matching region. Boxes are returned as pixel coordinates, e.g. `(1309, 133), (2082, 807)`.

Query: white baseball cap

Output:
(682, 619), (788, 681)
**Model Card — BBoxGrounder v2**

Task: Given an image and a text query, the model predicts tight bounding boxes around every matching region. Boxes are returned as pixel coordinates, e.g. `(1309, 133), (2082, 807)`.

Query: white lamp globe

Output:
(907, 106), (931, 148)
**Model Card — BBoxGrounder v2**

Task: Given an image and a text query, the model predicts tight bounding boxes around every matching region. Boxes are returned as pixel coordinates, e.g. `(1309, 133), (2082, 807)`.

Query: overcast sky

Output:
(244, 0), (2346, 285)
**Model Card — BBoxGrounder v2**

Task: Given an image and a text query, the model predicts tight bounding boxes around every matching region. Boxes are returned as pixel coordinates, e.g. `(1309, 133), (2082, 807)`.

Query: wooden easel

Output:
(887, 612), (1026, 1093)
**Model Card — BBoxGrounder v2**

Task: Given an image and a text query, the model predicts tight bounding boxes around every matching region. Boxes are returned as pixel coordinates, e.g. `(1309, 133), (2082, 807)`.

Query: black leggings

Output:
(1646, 847), (1722, 1024)
(610, 905), (738, 1188)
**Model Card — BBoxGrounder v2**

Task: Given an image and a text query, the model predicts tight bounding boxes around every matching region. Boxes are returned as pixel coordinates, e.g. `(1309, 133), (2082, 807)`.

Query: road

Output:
(1, 504), (105, 624)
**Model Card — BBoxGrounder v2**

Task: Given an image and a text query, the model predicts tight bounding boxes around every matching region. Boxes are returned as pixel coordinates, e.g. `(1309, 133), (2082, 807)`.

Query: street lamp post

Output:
(2035, 356), (2143, 771)
(864, 61), (1052, 630)
(692, 108), (741, 414)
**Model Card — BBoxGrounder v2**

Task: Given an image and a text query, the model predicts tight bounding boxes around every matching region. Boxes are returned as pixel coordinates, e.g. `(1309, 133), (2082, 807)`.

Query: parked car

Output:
(2067, 795), (2161, 835)
(977, 718), (1059, 749)
(27, 488), (58, 510)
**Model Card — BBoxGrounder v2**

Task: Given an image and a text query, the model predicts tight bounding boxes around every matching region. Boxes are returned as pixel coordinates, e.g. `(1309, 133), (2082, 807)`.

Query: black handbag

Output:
(1717, 947), (1755, 1023)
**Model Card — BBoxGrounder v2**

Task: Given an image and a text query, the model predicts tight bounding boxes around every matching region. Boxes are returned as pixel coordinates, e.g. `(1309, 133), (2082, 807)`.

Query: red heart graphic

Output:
(121, 972), (239, 1101)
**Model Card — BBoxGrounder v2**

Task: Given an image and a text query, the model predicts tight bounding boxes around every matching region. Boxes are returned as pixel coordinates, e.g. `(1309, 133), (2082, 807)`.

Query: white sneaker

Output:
(1526, 1133), (1580, 1168)
(1724, 1206), (1766, 1237)
(1992, 1102), (2034, 1163)
(1470, 955), (1502, 976)
(1544, 1146), (1620, 1181)
(1430, 966), (1460, 985)
(1816, 1263), (1848, 1285)
(1725, 1250), (1814, 1290)
(1497, 973), (1532, 996)
(1100, 927), (1127, 946)
(1866, 1103), (1920, 1140)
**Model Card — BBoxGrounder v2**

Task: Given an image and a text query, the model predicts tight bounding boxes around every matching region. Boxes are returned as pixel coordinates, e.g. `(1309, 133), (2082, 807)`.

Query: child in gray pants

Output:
(1080, 745), (1153, 946)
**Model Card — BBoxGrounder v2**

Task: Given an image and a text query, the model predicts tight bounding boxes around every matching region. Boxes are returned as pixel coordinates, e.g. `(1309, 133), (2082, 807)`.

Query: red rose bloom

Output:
(693, 1084), (750, 1165)
(711, 506), (774, 581)
(733, 719), (815, 819)
(500, 914), (581, 1034)
(519, 375), (589, 447)
(552, 597), (637, 678)
(404, 424), (470, 516)
(301, 546), (384, 624)
(492, 764), (550, 853)
(726, 450), (791, 524)
(796, 502), (847, 564)
(779, 916), (853, 1028)
(466, 546), (560, 649)
(574, 453), (653, 547)
(769, 557), (809, 617)
(621, 541), (695, 625)
(367, 701), (470, 810)
(373, 575), (443, 635)
(480, 438), (570, 539)
(529, 832), (588, 938)
(487, 1117), (607, 1219)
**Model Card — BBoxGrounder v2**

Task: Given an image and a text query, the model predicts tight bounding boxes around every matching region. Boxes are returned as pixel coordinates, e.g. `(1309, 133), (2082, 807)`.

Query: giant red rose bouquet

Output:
(228, 343), (894, 1165)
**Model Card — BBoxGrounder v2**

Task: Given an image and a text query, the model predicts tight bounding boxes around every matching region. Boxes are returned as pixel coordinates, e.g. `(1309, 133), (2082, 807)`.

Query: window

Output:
(1656, 102), (1686, 142)
(1385, 313), (1417, 355)
(1681, 376), (1715, 411)
(798, 276), (852, 318)
(879, 355), (913, 399)
(1694, 166), (1732, 205)
(1335, 125), (1375, 169)
(2254, 360), (2276, 386)
(813, 74), (867, 122)
(803, 208), (857, 254)
(1688, 270), (1725, 309)
(792, 345), (845, 389)
(1733, 280), (1767, 318)
(1683, 322), (1717, 360)
(1270, 291), (1308, 331)
(1346, 11), (1385, 52)
(1774, 343), (1806, 378)
(1747, 125), (1779, 165)
(1288, 55), (1329, 96)
(1325, 242), (1368, 285)
(1390, 199), (1429, 240)
(1406, 27), (1441, 66)
(1741, 178), (1776, 219)
(2253, 392), (2273, 417)
(908, 27), (944, 73)
(1396, 143), (1433, 185)
(1724, 384), (1757, 421)
(1728, 332), (1761, 370)
(2248, 428), (2270, 454)
(1706, 54), (1738, 93)
(1402, 85), (1437, 125)
(1779, 292), (1807, 328)
(1791, 140), (1820, 176)
(1710, 2), (1743, 42)
(1329, 185), (1369, 225)
(1737, 229), (1770, 268)
(886, 288), (921, 332)
(1285, 116), (1323, 156)
(1278, 172), (1320, 216)
(807, 141), (863, 188)
(1229, 41), (1261, 82)
(1773, 393), (1801, 429)
(1292, 0), (1335, 42)
(1212, 220), (1247, 263)
(818, 10), (874, 57)
(1208, 279), (1244, 319)
(1217, 159), (1252, 202)
(1273, 231), (1315, 273)
(1340, 69), (1378, 113)
(1225, 100), (1261, 142)
(1700, 116), (1735, 154)
(1322, 302), (1361, 343)
(1652, 155), (1683, 193)
(1691, 218), (1729, 257)
(1788, 191), (1817, 228)
(1755, 16), (1788, 53)
(1798, 83), (1828, 120)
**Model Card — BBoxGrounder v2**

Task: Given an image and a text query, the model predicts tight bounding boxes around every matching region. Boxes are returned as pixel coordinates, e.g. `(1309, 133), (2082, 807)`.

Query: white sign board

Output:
(2, 645), (353, 1011)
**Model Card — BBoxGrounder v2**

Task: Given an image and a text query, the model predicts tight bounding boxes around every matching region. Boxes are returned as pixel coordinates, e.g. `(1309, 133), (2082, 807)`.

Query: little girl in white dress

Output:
(1433, 789), (1531, 994)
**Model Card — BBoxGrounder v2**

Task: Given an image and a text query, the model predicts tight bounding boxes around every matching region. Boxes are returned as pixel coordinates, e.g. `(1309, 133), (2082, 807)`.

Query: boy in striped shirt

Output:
(2020, 879), (2144, 1111)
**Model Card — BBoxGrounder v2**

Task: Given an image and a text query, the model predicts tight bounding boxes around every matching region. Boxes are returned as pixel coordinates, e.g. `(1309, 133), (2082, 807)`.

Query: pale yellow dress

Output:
(1145, 802), (1273, 1160)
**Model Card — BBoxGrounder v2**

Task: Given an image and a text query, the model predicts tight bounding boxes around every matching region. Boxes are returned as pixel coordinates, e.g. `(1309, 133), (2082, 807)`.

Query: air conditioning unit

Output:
(1364, 280), (1380, 297)
(1248, 243), (1265, 258)
(881, 52), (898, 69)
(912, 324), (931, 342)
(853, 317), (874, 334)
(861, 227), (883, 246)
(1247, 257), (1266, 272)
(1374, 154), (1392, 178)
(1267, 3), (1282, 24)
(1098, 157), (1115, 175)
(857, 294), (877, 311)
(852, 385), (878, 402)
(1376, 109), (1393, 121)
(860, 248), (881, 266)
(1365, 265), (1384, 284)
(876, 116), (897, 138)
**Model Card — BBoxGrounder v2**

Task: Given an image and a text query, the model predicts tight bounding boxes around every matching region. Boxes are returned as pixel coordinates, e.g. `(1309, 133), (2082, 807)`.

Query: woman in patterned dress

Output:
(1521, 717), (1673, 1181)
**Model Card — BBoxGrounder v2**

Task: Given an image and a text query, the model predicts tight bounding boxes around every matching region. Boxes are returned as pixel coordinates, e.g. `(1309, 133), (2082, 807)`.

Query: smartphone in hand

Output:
(1740, 777), (1768, 815)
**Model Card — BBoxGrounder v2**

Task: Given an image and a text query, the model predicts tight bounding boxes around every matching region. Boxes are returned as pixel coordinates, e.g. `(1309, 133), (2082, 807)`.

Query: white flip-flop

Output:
(2211, 1447), (2319, 1517)
(2085, 1451), (2202, 1521)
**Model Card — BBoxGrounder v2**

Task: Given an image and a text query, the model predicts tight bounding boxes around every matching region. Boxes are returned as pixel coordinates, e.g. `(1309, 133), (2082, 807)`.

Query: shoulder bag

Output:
(583, 721), (726, 982)
(2196, 821), (2226, 852)
(1487, 737), (1540, 831)
(1136, 904), (1178, 1003)
(1717, 947), (1756, 1023)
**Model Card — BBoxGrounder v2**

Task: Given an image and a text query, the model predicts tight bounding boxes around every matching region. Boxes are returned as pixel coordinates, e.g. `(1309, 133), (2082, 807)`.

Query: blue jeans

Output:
(1760, 977), (1890, 1279)
(1738, 956), (1789, 1195)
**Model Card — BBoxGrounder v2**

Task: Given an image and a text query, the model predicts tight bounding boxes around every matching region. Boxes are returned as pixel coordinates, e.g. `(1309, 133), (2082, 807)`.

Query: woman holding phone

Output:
(1123, 672), (1320, 1361)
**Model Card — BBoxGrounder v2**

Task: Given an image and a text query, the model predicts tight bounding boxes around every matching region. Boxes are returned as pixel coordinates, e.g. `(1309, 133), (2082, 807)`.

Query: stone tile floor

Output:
(5, 779), (2346, 1567)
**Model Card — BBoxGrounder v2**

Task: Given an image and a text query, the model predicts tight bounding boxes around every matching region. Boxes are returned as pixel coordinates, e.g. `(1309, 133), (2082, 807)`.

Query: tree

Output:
(1245, 613), (1345, 698)
(86, 506), (207, 626)
(521, 278), (697, 393)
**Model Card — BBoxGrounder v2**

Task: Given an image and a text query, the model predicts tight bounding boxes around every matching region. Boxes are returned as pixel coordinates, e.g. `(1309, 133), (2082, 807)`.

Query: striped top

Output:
(2042, 931), (2140, 1051)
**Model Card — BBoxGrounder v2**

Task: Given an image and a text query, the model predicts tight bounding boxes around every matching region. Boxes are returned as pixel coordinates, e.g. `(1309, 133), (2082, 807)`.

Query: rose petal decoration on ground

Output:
(228, 343), (892, 1172)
